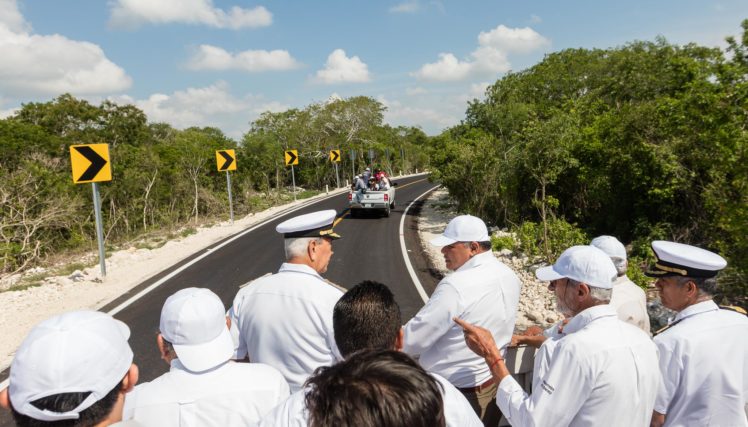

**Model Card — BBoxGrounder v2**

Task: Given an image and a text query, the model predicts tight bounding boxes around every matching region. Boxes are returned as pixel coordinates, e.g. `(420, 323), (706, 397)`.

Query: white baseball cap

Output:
(430, 215), (490, 247)
(590, 235), (627, 261)
(159, 288), (234, 372)
(9, 311), (133, 422)
(535, 245), (617, 289)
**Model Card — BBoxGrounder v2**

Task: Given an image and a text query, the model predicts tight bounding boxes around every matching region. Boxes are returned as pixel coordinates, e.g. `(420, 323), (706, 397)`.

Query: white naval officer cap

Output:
(276, 209), (341, 239)
(535, 245), (617, 289)
(8, 311), (133, 422)
(430, 214), (490, 247)
(645, 240), (727, 278)
(159, 287), (234, 372)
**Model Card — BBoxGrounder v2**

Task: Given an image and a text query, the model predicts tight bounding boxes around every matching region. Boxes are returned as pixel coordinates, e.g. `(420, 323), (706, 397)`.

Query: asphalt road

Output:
(0, 174), (441, 425)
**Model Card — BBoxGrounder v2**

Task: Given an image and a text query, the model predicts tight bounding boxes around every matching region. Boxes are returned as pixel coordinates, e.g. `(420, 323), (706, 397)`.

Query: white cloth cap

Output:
(590, 235), (627, 261)
(159, 287), (234, 372)
(275, 209), (340, 239)
(646, 240), (727, 278)
(9, 311), (133, 422)
(430, 215), (490, 247)
(535, 245), (617, 289)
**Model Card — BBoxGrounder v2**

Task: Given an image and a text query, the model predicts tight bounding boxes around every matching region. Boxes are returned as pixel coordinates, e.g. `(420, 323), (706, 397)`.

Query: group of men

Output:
(1, 209), (746, 427)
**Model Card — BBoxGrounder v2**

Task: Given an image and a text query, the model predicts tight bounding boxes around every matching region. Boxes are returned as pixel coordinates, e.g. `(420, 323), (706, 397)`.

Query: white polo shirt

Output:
(609, 275), (651, 334)
(229, 263), (344, 391)
(402, 251), (521, 388)
(654, 300), (748, 427)
(497, 305), (660, 427)
(255, 372), (482, 427)
(122, 359), (289, 426)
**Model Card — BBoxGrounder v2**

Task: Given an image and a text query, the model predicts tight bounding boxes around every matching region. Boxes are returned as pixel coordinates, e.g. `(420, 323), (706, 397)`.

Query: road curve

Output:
(0, 174), (440, 407)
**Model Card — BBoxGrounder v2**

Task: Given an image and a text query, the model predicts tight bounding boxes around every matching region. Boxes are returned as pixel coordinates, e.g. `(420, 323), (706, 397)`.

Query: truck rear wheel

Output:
(383, 206), (390, 217)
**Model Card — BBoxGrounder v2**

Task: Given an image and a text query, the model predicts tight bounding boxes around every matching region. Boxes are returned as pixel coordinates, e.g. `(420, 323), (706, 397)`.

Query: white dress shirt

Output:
(255, 372), (482, 427)
(229, 263), (344, 392)
(403, 251), (521, 388)
(123, 359), (289, 426)
(609, 275), (651, 334)
(654, 300), (748, 427)
(497, 305), (660, 427)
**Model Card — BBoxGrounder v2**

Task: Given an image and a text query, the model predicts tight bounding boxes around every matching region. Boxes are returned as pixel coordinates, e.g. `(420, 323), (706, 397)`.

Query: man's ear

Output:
(121, 364), (139, 393)
(0, 387), (10, 409)
(307, 240), (317, 261)
(395, 328), (405, 351)
(685, 280), (698, 297)
(578, 283), (590, 298)
(156, 334), (171, 362)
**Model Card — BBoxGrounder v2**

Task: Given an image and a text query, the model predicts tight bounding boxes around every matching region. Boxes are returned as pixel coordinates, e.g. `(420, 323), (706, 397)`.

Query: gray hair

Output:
(610, 257), (627, 276)
(677, 276), (718, 298)
(284, 237), (323, 260)
(568, 278), (612, 304)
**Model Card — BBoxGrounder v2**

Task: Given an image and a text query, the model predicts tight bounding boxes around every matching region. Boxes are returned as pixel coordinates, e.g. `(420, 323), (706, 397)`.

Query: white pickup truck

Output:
(348, 182), (397, 217)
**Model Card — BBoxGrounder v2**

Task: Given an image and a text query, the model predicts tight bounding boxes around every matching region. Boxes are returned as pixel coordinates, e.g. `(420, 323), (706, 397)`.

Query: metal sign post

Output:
(216, 149), (237, 223)
(334, 163), (340, 188)
(225, 171), (234, 223)
(91, 183), (106, 277)
(351, 149), (356, 180)
(70, 143), (112, 278)
(291, 165), (297, 201)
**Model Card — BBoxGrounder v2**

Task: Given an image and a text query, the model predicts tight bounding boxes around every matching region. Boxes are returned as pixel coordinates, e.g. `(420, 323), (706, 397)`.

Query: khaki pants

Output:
(459, 380), (501, 427)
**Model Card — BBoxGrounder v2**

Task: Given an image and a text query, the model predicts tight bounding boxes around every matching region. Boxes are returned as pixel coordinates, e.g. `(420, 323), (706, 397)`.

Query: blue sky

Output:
(1, 0), (747, 139)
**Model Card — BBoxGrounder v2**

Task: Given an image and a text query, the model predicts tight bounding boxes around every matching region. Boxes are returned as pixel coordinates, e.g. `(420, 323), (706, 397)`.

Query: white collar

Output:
(673, 300), (719, 323)
(278, 262), (323, 279)
(455, 250), (493, 272)
(563, 304), (617, 335)
(169, 358), (228, 375)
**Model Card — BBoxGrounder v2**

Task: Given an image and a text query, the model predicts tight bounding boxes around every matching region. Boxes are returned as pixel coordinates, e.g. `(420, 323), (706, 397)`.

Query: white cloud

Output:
(0, 3), (131, 97)
(187, 44), (301, 72)
(412, 24), (549, 82)
(378, 95), (457, 132)
(406, 86), (428, 96)
(389, 1), (420, 13)
(411, 53), (472, 82)
(109, 0), (272, 30)
(530, 14), (542, 24)
(110, 81), (285, 139)
(470, 82), (490, 98)
(314, 49), (371, 84)
(478, 25), (550, 54)
(0, 0), (30, 33)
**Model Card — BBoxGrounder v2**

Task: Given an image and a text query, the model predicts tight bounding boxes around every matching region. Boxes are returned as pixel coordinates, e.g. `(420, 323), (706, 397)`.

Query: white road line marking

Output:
(399, 184), (440, 303)
(0, 174), (430, 388)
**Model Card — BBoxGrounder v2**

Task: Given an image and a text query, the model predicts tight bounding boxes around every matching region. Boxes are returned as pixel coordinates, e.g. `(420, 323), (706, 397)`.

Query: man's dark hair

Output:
(10, 386), (120, 427)
(305, 349), (445, 427)
(333, 280), (402, 358)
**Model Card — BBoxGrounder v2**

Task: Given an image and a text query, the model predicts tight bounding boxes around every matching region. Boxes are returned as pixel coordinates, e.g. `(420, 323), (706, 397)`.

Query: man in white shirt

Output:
(647, 241), (748, 427)
(229, 210), (345, 391)
(0, 311), (139, 427)
(590, 235), (650, 334)
(456, 245), (660, 427)
(402, 215), (521, 426)
(123, 288), (289, 426)
(258, 280), (481, 427)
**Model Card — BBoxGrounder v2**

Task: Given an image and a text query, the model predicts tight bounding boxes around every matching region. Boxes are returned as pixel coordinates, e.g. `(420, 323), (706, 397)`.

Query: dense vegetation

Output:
(429, 21), (748, 307)
(0, 95), (429, 276)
